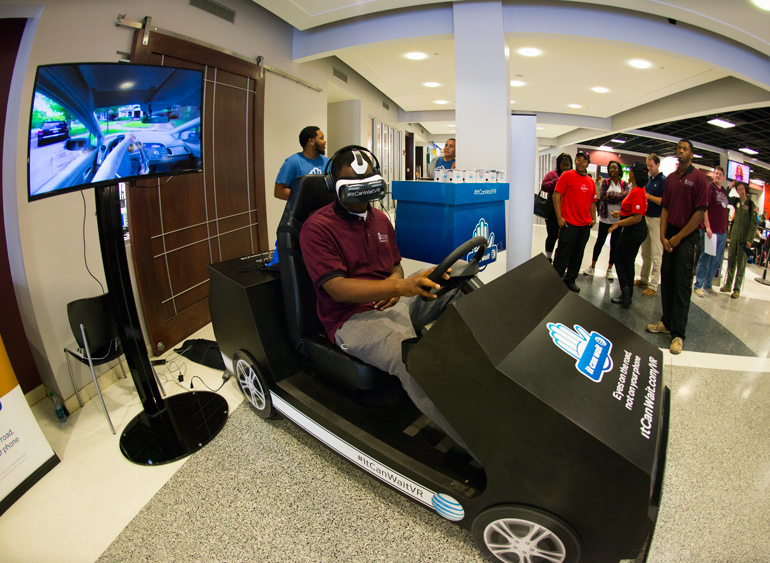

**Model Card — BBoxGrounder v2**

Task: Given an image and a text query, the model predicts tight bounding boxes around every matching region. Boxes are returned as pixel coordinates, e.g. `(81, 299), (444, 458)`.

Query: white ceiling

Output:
(250, 0), (770, 139)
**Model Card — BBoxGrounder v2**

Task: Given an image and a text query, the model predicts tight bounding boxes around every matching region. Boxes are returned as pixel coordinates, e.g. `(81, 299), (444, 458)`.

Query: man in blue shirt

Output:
(635, 153), (666, 296)
(274, 126), (329, 200)
(427, 138), (455, 177)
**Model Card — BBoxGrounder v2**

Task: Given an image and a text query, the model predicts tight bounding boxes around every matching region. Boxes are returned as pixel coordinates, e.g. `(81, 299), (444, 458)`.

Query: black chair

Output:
(276, 175), (390, 390)
(63, 294), (127, 434)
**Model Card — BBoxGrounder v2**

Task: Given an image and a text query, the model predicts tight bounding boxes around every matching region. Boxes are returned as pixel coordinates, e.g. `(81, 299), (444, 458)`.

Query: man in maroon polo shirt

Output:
(645, 139), (709, 354)
(300, 147), (470, 454)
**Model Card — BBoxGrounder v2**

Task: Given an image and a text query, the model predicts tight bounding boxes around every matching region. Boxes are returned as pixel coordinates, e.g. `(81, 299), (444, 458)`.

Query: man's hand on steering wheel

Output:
(397, 267), (451, 299)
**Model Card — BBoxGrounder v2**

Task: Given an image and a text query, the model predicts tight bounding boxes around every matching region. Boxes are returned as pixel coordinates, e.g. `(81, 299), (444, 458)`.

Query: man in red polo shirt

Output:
(552, 151), (597, 292)
(645, 139), (709, 354)
(300, 147), (470, 454)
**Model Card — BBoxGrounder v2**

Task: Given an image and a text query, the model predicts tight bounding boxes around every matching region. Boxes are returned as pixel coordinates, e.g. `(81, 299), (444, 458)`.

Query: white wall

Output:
(327, 99), (362, 153)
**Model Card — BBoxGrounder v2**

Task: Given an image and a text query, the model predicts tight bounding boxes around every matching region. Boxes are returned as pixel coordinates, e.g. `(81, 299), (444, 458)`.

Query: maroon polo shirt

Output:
(707, 184), (729, 234)
(300, 201), (401, 342)
(661, 165), (709, 230)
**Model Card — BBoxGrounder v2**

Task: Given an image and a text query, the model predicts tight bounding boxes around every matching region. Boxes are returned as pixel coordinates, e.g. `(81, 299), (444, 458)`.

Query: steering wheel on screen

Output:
(421, 236), (488, 300)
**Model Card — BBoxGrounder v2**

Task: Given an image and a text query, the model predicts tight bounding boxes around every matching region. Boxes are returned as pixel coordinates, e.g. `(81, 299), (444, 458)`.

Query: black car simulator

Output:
(208, 175), (670, 563)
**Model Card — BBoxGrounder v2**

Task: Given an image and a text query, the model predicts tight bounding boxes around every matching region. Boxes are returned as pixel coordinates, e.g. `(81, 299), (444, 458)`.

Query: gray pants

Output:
(334, 291), (472, 454)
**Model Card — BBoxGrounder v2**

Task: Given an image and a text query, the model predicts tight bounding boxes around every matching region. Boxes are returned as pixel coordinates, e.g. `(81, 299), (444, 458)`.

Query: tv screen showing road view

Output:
(28, 63), (203, 202)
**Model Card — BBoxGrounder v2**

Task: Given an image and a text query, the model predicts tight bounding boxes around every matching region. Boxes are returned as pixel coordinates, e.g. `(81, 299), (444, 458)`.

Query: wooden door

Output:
(130, 30), (267, 354)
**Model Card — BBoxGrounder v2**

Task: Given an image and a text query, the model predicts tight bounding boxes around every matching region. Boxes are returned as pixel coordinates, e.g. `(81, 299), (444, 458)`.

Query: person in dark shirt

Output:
(540, 153), (573, 262)
(300, 147), (471, 455)
(645, 140), (709, 355)
(693, 166), (729, 296)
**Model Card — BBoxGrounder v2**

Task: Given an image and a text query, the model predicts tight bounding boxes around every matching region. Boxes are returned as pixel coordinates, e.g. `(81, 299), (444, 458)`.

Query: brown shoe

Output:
(642, 288), (657, 297)
(670, 337), (683, 355)
(634, 280), (648, 287)
(731, 290), (740, 299)
(646, 321), (670, 334)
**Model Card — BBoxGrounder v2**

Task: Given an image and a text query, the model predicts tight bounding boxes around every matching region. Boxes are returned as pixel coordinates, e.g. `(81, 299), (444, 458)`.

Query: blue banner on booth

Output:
(392, 181), (508, 266)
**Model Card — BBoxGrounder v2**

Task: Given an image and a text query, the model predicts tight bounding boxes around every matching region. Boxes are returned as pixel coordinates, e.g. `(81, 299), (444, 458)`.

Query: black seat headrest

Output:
(282, 175), (335, 225)
(277, 175), (335, 349)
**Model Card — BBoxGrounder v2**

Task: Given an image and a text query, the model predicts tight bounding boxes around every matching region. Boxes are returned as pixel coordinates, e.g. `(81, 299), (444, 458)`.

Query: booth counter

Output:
(391, 181), (508, 266)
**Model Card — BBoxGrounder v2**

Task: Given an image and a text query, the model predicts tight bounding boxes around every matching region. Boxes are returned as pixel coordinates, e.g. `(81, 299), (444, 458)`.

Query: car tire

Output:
(471, 505), (581, 563)
(233, 350), (273, 419)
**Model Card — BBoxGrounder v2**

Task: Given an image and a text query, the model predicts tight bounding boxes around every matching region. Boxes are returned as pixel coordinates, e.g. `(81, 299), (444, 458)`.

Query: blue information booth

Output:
(391, 181), (509, 267)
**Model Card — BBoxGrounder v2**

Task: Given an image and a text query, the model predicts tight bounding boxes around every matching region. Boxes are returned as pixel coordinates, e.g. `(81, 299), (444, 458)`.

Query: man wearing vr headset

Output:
(300, 147), (471, 454)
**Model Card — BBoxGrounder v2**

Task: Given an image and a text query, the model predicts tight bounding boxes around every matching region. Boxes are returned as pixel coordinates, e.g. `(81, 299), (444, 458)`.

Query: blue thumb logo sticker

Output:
(547, 323), (613, 382)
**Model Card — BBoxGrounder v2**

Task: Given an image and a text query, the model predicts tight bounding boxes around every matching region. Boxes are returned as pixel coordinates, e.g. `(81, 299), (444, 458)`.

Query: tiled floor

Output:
(1, 223), (769, 562)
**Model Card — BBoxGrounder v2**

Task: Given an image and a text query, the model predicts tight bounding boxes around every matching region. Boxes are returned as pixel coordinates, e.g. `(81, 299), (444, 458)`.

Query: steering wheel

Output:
(422, 236), (488, 300)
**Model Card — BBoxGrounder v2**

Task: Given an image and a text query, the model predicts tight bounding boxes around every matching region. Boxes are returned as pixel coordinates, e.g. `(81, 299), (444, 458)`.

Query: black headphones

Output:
(324, 145), (387, 204)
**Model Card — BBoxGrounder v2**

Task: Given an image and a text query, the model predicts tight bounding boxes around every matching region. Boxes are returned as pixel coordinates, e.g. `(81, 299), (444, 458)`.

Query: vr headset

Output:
(324, 145), (388, 205)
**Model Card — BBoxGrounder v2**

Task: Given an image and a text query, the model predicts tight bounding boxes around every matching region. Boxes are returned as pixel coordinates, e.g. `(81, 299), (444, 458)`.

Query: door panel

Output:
(129, 29), (266, 354)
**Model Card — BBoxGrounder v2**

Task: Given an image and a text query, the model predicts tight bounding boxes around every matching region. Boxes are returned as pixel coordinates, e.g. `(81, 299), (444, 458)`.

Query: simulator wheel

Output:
(472, 505), (581, 563)
(233, 350), (273, 419)
(422, 235), (488, 299)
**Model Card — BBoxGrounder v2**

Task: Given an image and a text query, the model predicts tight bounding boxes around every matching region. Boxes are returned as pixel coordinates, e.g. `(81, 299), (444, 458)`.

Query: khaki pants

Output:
(639, 216), (663, 290)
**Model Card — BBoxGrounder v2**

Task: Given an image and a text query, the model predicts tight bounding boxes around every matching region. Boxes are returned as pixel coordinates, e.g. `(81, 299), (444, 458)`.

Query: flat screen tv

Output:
(27, 62), (203, 202)
(726, 160), (750, 184)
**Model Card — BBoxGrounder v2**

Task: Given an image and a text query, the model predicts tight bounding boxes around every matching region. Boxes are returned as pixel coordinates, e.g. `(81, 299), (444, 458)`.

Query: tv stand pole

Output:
(95, 183), (228, 465)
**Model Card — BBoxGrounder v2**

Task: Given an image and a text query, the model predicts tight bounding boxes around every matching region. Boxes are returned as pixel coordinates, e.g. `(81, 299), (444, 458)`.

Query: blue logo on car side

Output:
(547, 323), (613, 382)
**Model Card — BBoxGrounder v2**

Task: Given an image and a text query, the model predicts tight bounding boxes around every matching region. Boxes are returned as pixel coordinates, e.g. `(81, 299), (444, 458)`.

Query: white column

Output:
(507, 114), (538, 270)
(452, 2), (509, 171)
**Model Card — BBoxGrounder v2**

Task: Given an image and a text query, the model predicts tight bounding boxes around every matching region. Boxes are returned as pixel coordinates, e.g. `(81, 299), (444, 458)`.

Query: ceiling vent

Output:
(190, 0), (235, 23)
(382, 101), (390, 111)
(332, 67), (348, 83)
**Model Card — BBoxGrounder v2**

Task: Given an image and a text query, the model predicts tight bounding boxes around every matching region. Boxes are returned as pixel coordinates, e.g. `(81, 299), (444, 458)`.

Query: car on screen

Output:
(37, 121), (69, 145)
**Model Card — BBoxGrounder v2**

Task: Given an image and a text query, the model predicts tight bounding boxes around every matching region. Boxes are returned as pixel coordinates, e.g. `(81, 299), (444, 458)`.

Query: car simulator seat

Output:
(276, 175), (391, 390)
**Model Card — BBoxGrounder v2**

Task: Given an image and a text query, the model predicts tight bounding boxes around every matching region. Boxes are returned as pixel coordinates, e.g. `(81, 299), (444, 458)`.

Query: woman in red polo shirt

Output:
(609, 160), (649, 308)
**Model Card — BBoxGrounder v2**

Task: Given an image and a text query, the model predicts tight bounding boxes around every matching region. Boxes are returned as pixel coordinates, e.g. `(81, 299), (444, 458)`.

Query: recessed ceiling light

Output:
(611, 139), (626, 143)
(537, 126), (545, 130)
(708, 118), (735, 128)
(693, 154), (702, 158)
(405, 52), (428, 60)
(423, 82), (440, 88)
(510, 100), (516, 104)
(628, 59), (652, 69)
(591, 86), (610, 93)
(517, 47), (542, 57)
(739, 147), (759, 155)
(434, 100), (450, 105)
(568, 104), (582, 109)
(598, 146), (614, 151)
(510, 80), (526, 87)
(120, 81), (135, 89)
(751, 0), (770, 10)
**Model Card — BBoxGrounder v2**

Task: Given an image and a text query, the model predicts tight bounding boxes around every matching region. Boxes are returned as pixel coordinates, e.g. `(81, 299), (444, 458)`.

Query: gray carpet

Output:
(97, 403), (486, 562)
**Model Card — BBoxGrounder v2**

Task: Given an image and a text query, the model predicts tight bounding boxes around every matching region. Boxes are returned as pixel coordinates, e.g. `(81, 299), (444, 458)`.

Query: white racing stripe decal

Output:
(271, 393), (437, 508)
